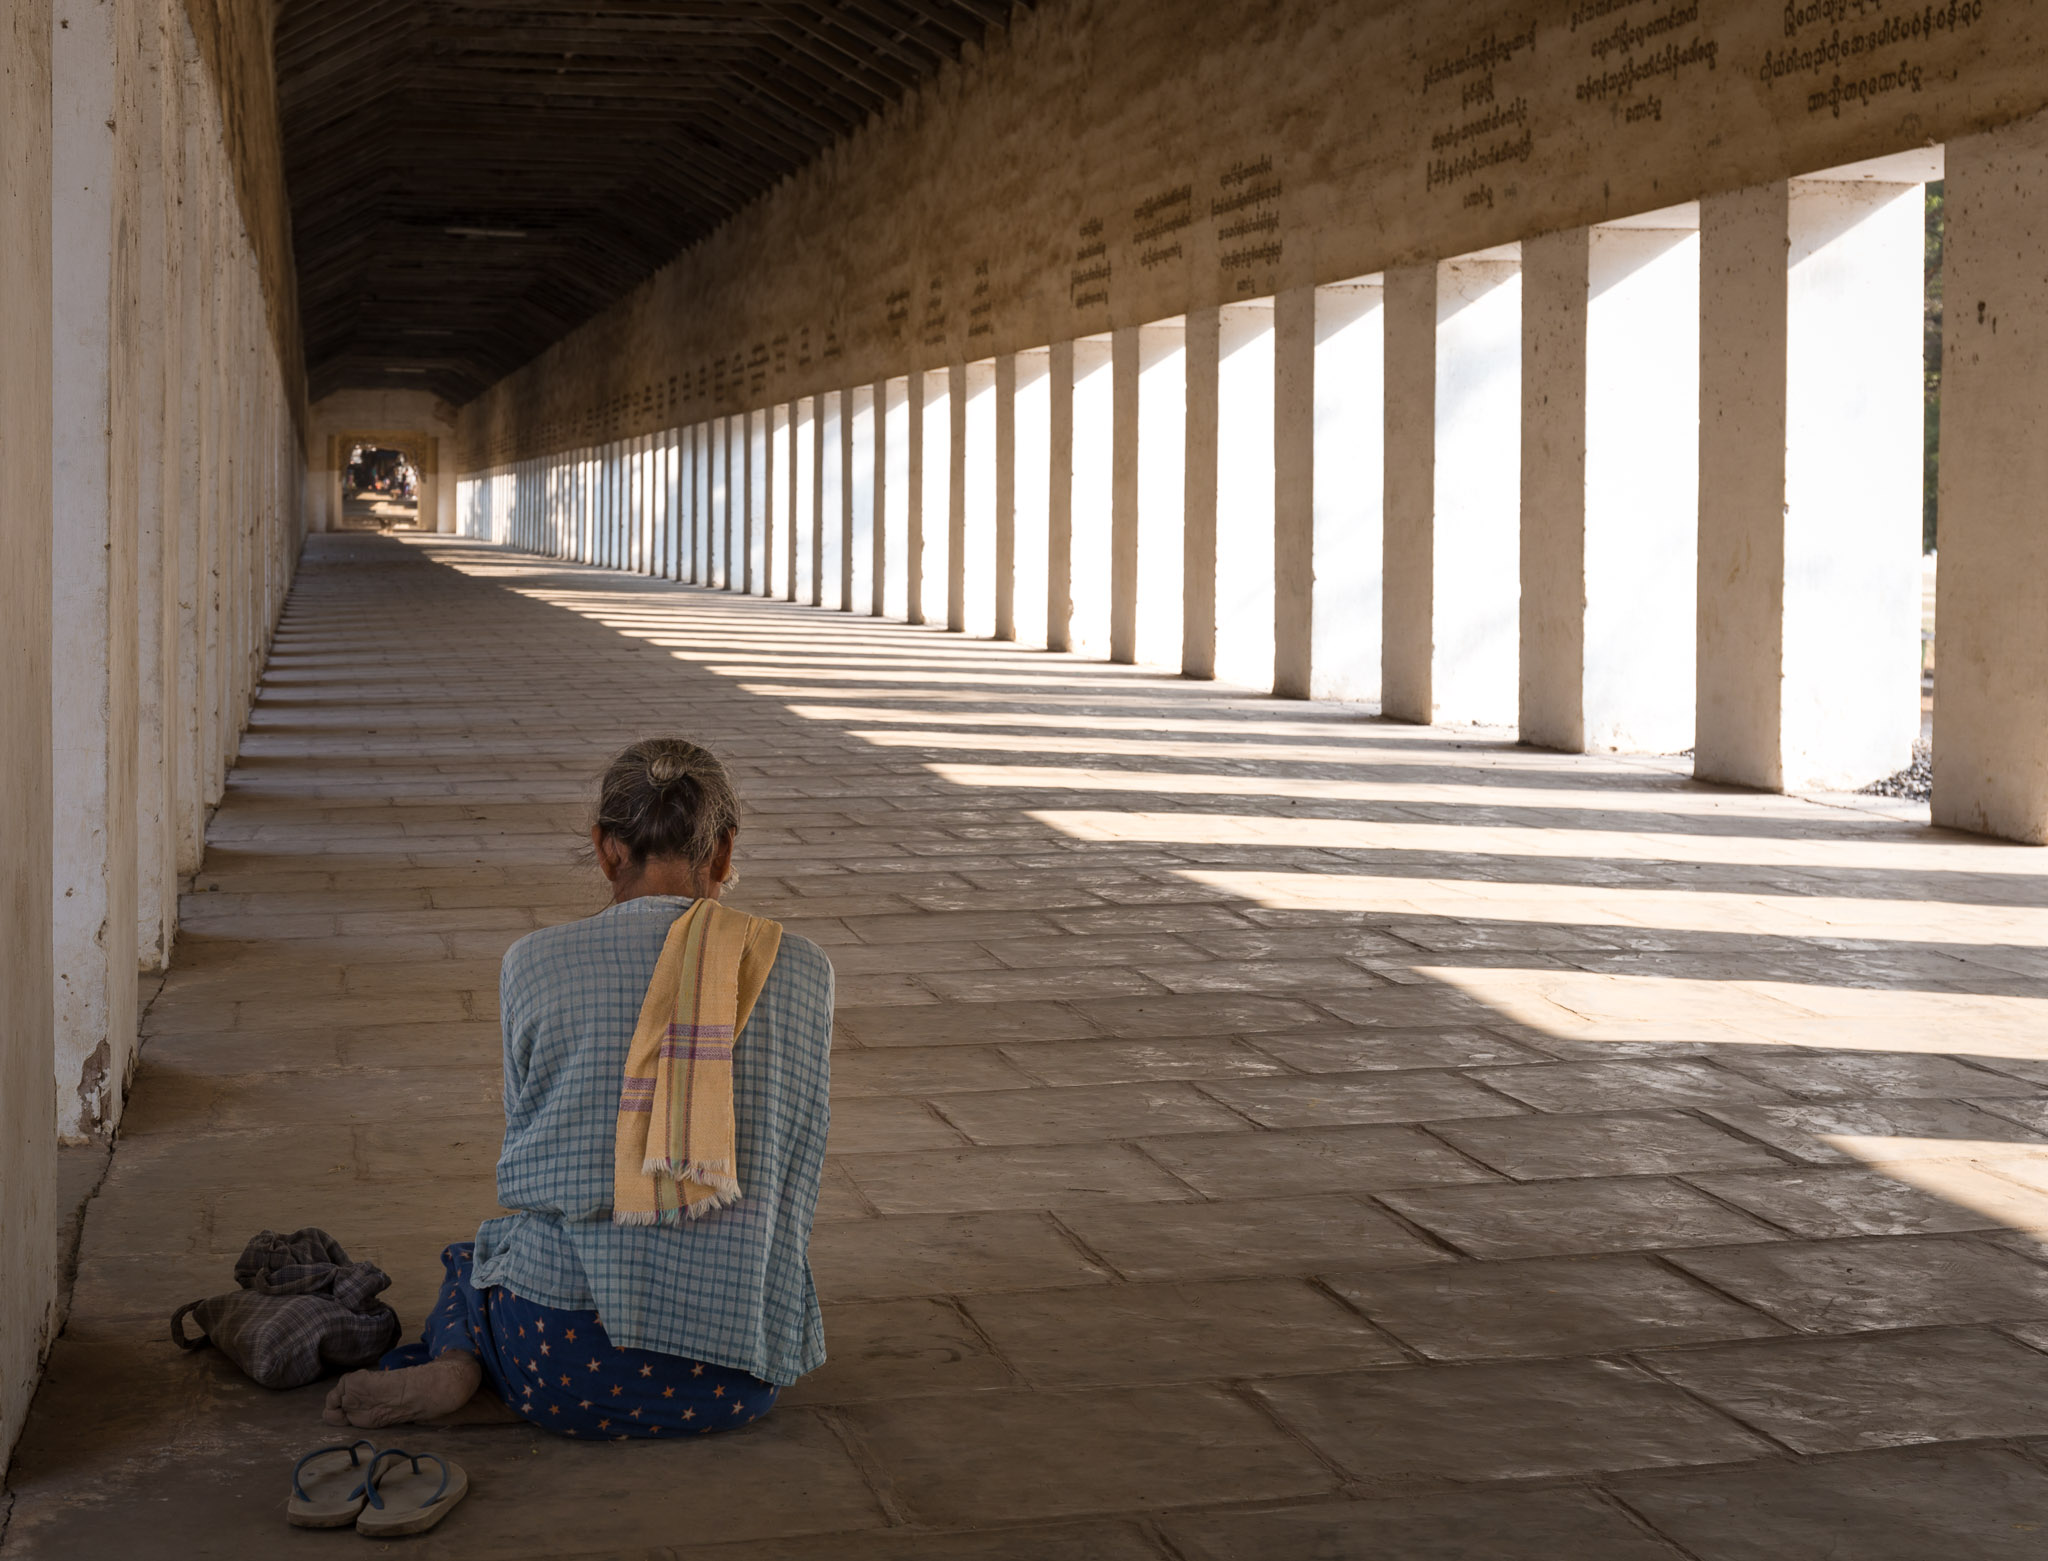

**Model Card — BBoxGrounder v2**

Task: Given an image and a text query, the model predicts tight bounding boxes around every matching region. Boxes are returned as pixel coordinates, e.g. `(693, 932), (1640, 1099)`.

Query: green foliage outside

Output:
(1925, 180), (1943, 554)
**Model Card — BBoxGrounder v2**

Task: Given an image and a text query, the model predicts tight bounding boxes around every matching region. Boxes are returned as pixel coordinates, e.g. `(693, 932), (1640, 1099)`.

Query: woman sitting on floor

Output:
(324, 738), (833, 1438)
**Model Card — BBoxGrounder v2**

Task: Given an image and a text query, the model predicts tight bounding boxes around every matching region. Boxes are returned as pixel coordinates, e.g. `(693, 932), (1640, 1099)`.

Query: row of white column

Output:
(46, 0), (302, 1140)
(463, 116), (2048, 843)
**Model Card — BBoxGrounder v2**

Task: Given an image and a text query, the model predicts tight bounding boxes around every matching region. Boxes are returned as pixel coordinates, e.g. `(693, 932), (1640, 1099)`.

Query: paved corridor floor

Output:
(10, 534), (2048, 1558)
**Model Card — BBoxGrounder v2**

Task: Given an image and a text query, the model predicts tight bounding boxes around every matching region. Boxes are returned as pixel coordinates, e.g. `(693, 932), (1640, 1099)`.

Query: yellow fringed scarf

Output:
(612, 898), (783, 1225)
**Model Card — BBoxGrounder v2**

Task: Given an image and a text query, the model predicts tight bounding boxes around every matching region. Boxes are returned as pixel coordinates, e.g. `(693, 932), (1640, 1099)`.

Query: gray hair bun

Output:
(594, 738), (740, 868)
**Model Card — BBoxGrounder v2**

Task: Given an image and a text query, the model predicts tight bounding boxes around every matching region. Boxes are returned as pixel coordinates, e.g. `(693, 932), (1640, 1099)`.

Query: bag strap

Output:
(170, 1301), (210, 1351)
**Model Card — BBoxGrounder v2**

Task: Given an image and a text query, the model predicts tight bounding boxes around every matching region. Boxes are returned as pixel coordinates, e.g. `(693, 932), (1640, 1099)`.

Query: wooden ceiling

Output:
(276, 1), (1022, 404)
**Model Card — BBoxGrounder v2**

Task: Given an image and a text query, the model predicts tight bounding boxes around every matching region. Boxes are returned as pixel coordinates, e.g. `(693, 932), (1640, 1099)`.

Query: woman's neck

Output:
(608, 860), (721, 905)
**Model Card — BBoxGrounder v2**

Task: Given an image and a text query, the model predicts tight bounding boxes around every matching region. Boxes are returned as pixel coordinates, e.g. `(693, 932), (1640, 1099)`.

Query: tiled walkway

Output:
(9, 533), (2048, 1558)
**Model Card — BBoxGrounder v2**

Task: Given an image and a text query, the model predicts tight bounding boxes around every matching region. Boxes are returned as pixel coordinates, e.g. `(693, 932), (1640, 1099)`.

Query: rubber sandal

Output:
(355, 1447), (468, 1537)
(286, 1439), (378, 1528)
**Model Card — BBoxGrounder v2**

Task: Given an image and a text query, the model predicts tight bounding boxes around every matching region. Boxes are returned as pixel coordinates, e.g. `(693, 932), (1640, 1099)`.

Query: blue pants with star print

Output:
(380, 1243), (778, 1440)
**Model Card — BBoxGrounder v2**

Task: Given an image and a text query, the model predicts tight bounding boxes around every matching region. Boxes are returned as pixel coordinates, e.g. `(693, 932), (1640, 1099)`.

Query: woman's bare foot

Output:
(323, 1351), (483, 1428)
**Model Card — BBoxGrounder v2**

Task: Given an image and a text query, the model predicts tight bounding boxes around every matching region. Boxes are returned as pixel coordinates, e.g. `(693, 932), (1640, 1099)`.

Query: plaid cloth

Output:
(171, 1227), (401, 1389)
(473, 896), (833, 1386)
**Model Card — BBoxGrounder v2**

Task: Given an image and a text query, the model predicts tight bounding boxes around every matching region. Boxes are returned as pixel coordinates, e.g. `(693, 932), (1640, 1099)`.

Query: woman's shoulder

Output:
(765, 931), (834, 1012)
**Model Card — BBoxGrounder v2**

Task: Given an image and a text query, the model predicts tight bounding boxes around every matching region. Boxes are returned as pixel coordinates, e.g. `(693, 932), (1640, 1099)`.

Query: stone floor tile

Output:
(1251, 1357), (1769, 1482)
(833, 972), (945, 1007)
(827, 1096), (972, 1153)
(1137, 959), (1389, 995)
(1471, 1060), (1792, 1113)
(814, 1161), (875, 1221)
(1645, 1325), (2048, 1452)
(1138, 1124), (1499, 1198)
(837, 1143), (1198, 1214)
(1968, 1095), (2048, 1134)
(983, 932), (1212, 969)
(1199, 1070), (1524, 1128)
(919, 966), (1168, 1002)
(684, 1519), (1169, 1561)
(1328, 1254), (1783, 1360)
(1431, 1110), (1787, 1180)
(842, 911), (1065, 944)
(1381, 1176), (1784, 1259)
(1700, 1099), (2048, 1164)
(846, 1384), (1338, 1525)
(1070, 993), (1327, 1039)
(836, 1000), (1102, 1048)
(828, 1045), (1034, 1097)
(1164, 1488), (1688, 1561)
(1047, 905), (1257, 935)
(963, 1277), (1407, 1385)
(778, 1298), (1018, 1405)
(807, 1211), (1113, 1300)
(1612, 1444), (2048, 1560)
(1060, 1194), (1451, 1281)
(998, 1036), (1288, 1086)
(1665, 1235), (2048, 1331)
(930, 1081), (1251, 1145)
(1248, 1026), (1552, 1073)
(816, 939), (1005, 975)
(1710, 1048), (2043, 1099)
(1683, 1165), (2018, 1238)
(1181, 927), (1420, 962)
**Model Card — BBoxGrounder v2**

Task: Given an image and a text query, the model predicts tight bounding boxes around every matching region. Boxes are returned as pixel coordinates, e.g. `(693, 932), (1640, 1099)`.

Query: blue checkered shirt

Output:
(471, 895), (833, 1385)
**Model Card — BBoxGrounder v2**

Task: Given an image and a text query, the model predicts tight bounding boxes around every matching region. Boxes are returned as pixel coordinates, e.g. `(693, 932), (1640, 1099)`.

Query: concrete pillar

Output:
(920, 368), (951, 626)
(1006, 351), (1050, 648)
(1311, 278), (1384, 702)
(1109, 326), (1140, 662)
(905, 376), (923, 623)
(794, 397), (815, 603)
(1698, 170), (1924, 791)
(1934, 115), (2048, 841)
(1273, 287), (1314, 697)
(1182, 307), (1219, 679)
(1, 0), (56, 1467)
(1070, 337), (1113, 657)
(741, 414), (756, 593)
(1046, 340), (1074, 651)
(870, 379), (888, 616)
(172, 39), (209, 876)
(1136, 319), (1186, 670)
(947, 361), (969, 633)
(52, 0), (139, 1138)
(883, 377), (909, 618)
(781, 402), (798, 600)
(1216, 301), (1276, 690)
(845, 387), (869, 612)
(135, 11), (179, 972)
(819, 390), (843, 609)
(1522, 212), (1698, 753)
(962, 359), (996, 636)
(994, 356), (1017, 639)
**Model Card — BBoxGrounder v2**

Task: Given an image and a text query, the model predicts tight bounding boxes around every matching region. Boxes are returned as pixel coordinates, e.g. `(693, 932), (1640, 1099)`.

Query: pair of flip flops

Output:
(287, 1439), (469, 1535)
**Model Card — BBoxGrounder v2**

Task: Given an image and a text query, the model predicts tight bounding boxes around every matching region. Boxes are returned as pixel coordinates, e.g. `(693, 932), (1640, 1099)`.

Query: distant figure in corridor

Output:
(324, 739), (833, 1437)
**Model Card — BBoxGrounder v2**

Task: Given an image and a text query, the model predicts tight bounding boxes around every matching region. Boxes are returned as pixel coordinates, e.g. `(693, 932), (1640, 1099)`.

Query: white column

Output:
(869, 378), (887, 616)
(962, 360), (997, 636)
(919, 369), (950, 626)
(1012, 349), (1051, 648)
(794, 398), (816, 603)
(1936, 111), (2048, 841)
(905, 374), (925, 623)
(1110, 326), (1140, 663)
(882, 377), (910, 618)
(767, 406), (788, 594)
(848, 385), (875, 613)
(1046, 340), (1074, 651)
(947, 361), (968, 632)
(1, 0), (56, 1464)
(1070, 337), (1113, 657)
(1273, 288), (1313, 697)
(1182, 307), (1219, 679)
(1216, 301), (1276, 690)
(819, 391), (843, 610)
(1522, 212), (1698, 753)
(1698, 168), (1924, 791)
(1310, 277), (1384, 702)
(1136, 319), (1186, 670)
(994, 355), (1017, 639)
(52, 0), (138, 1137)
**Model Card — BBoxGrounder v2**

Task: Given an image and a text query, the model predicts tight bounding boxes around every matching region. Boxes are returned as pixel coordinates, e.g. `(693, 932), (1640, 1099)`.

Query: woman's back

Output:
(474, 894), (833, 1385)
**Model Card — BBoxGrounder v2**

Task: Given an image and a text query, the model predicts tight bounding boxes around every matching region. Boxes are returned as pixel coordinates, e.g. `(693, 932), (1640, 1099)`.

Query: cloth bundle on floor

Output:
(172, 1227), (401, 1389)
(612, 897), (782, 1225)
